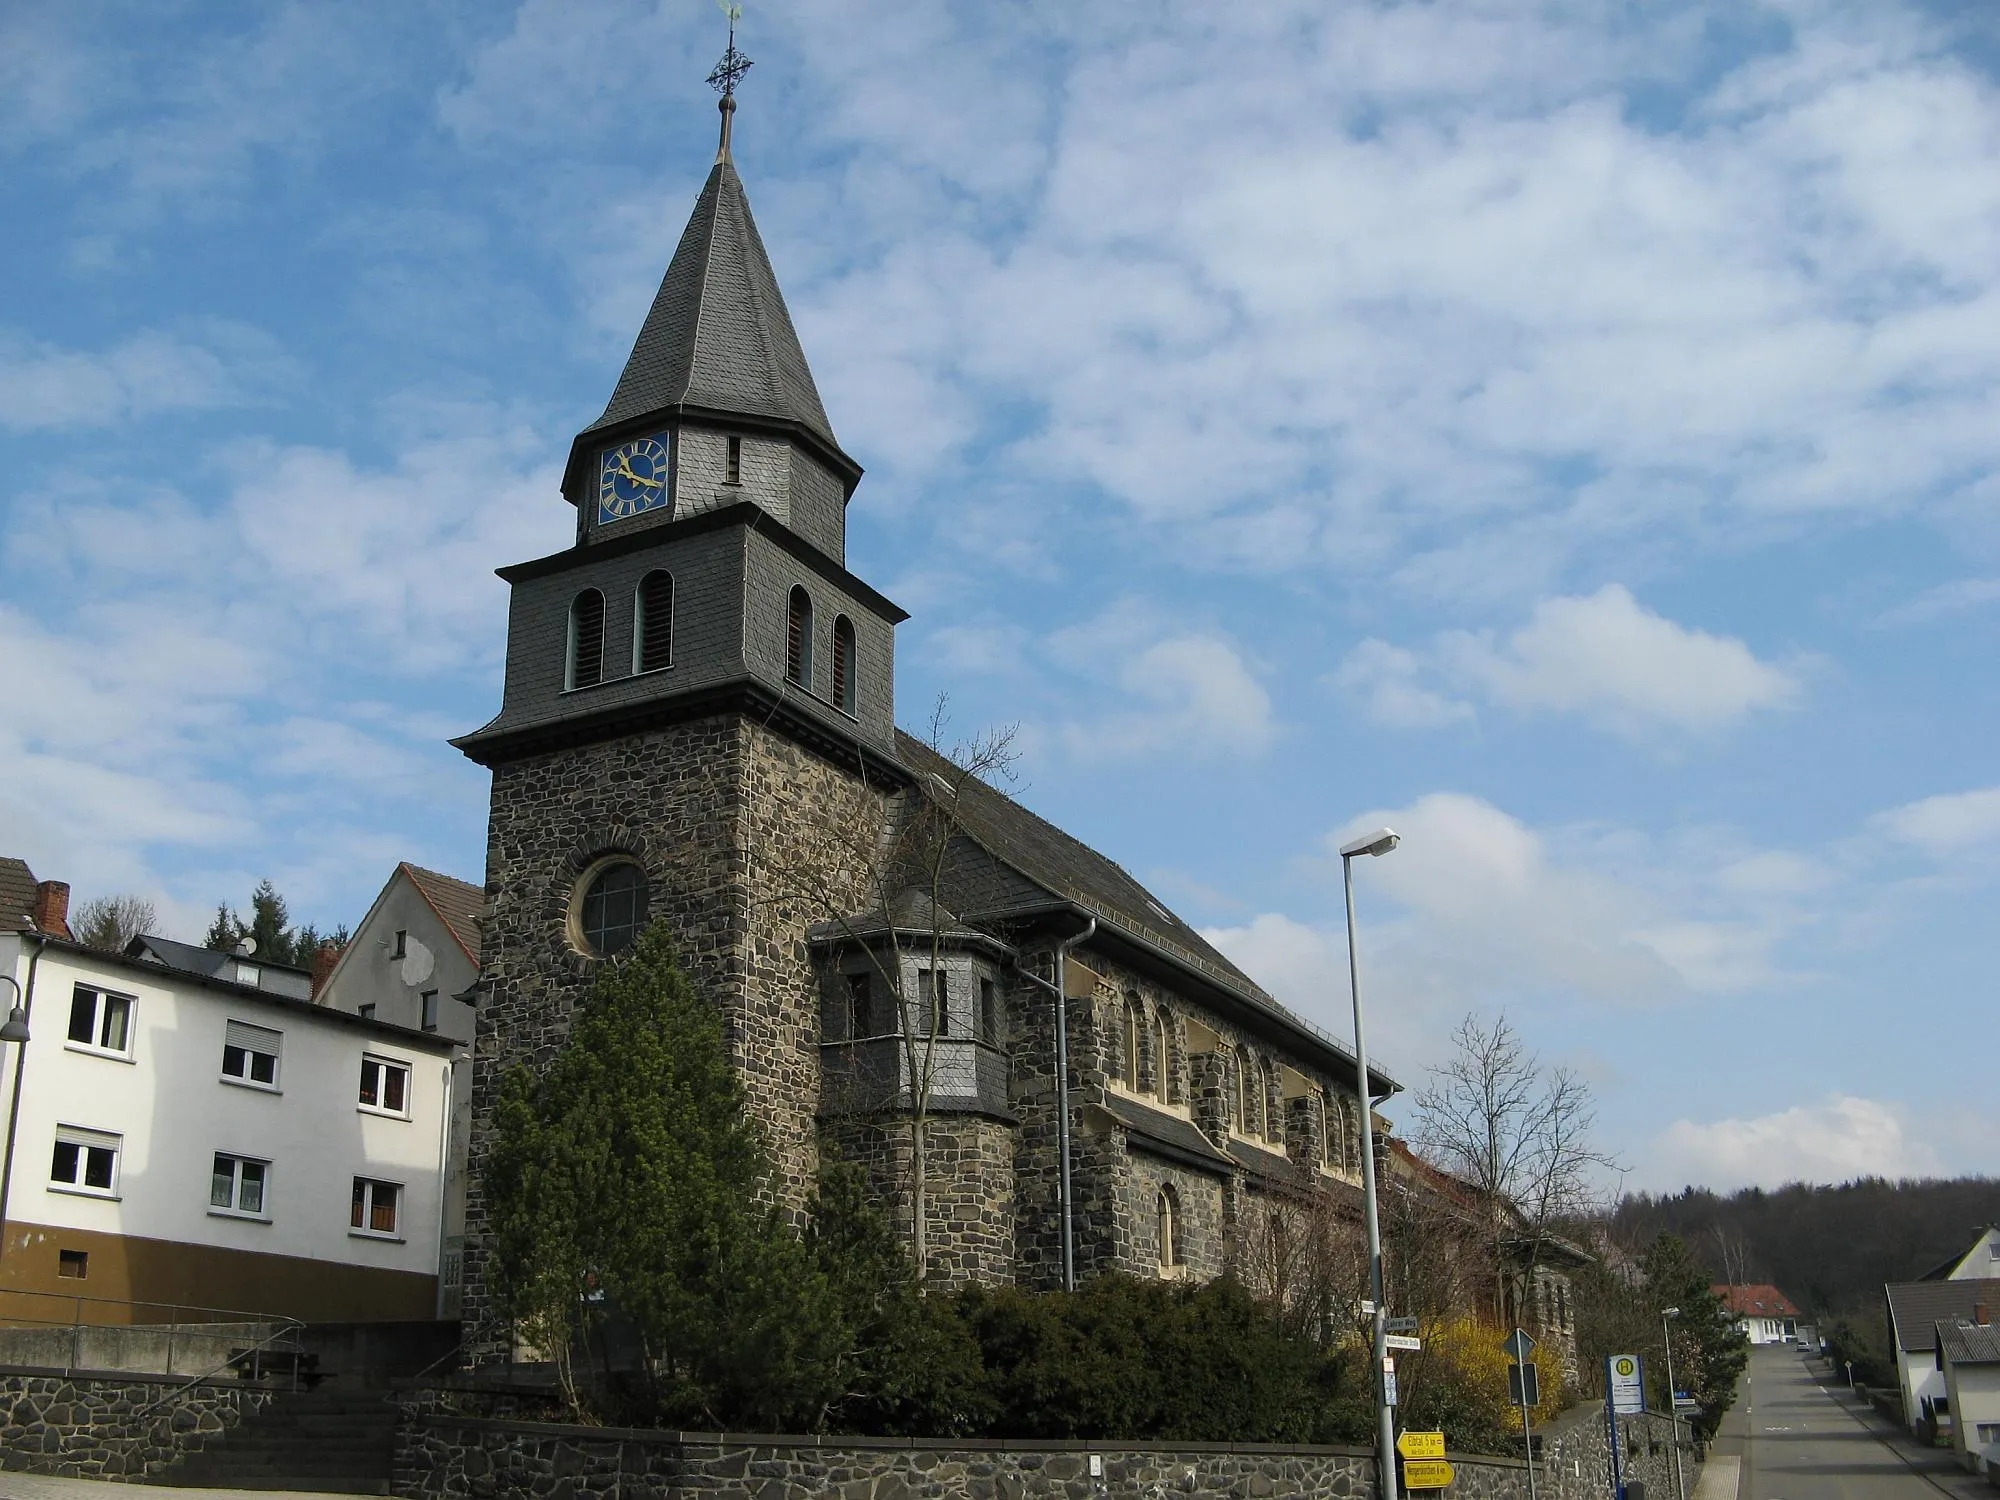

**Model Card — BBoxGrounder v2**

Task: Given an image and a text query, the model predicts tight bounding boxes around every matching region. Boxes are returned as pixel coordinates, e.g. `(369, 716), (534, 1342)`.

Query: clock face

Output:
(598, 435), (672, 524)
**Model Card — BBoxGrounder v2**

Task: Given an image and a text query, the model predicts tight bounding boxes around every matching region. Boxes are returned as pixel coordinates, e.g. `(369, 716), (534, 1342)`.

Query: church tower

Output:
(452, 70), (907, 1353)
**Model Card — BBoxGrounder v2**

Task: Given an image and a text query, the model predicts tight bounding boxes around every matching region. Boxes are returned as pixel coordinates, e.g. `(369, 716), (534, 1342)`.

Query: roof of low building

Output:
(126, 934), (315, 1000)
(1937, 1320), (2000, 1366)
(0, 857), (39, 935)
(401, 863), (483, 965)
(808, 888), (994, 949)
(1715, 1284), (1803, 1320)
(1886, 1280), (2000, 1352)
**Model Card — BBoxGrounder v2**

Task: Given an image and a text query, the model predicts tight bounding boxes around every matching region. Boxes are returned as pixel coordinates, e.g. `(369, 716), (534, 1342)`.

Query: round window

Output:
(577, 861), (649, 957)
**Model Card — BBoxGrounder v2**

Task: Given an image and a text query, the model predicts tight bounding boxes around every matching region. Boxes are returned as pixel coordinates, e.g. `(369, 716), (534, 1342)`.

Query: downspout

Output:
(0, 933), (48, 1273)
(1012, 917), (1095, 1292)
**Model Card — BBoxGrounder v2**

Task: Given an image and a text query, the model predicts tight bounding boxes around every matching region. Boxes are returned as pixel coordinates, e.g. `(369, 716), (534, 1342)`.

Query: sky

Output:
(3, 0), (1997, 1196)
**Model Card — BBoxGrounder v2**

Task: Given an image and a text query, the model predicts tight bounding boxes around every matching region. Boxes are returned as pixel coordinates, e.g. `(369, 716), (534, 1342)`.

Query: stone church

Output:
(452, 88), (1393, 1353)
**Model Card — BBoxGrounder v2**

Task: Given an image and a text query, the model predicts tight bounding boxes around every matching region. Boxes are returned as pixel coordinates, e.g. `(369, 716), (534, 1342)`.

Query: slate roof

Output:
(1716, 1284), (1802, 1320)
(0, 857), (38, 935)
(894, 732), (1394, 1093)
(808, 888), (997, 950)
(1093, 1093), (1235, 1178)
(1938, 1320), (2000, 1366)
(582, 160), (837, 451)
(126, 934), (314, 1002)
(1886, 1280), (2000, 1353)
(401, 863), (483, 965)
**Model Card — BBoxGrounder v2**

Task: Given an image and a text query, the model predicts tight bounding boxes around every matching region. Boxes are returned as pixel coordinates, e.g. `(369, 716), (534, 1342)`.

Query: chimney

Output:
(1977, 1302), (1990, 1328)
(309, 942), (342, 1002)
(32, 881), (71, 941)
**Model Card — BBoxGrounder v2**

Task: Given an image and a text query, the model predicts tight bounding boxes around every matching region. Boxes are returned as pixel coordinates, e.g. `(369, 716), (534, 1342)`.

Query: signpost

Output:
(1383, 1356), (1399, 1408)
(1385, 1316), (1421, 1334)
(1386, 1334), (1424, 1352)
(1397, 1432), (1446, 1461)
(1503, 1329), (1539, 1500)
(1402, 1460), (1455, 1490)
(1605, 1355), (1646, 1500)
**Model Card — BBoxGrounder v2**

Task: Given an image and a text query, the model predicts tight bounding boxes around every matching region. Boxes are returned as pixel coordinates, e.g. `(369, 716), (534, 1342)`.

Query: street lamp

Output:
(1341, 826), (1400, 1500)
(1661, 1306), (1687, 1500)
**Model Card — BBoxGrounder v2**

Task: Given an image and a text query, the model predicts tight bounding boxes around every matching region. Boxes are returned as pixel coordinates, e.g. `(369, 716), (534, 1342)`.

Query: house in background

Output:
(1887, 1278), (2000, 1436)
(0, 858), (73, 942)
(315, 863), (482, 1316)
(0, 869), (457, 1327)
(1923, 1227), (2000, 1282)
(1937, 1316), (2000, 1473)
(1715, 1283), (1802, 1344)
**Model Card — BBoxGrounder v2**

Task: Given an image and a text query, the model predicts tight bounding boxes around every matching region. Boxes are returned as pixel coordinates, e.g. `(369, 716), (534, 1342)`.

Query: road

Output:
(1709, 1345), (1981, 1500)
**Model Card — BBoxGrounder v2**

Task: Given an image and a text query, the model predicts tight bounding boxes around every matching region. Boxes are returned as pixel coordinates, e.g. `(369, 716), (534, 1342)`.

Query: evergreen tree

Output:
(1643, 1234), (1748, 1440)
(247, 879), (292, 963)
(203, 903), (243, 951)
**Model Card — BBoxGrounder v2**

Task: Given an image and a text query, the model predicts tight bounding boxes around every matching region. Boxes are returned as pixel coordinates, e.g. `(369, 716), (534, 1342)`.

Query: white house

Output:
(1923, 1227), (2000, 1282)
(1938, 1318), (2000, 1474)
(1715, 1283), (1801, 1344)
(0, 921), (457, 1326)
(314, 862), (482, 1316)
(1887, 1277), (2000, 1435)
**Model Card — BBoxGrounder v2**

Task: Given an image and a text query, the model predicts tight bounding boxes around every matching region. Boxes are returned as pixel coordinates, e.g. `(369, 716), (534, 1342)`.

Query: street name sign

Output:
(1384, 1316), (1421, 1333)
(1607, 1354), (1646, 1416)
(1402, 1459), (1455, 1489)
(1386, 1334), (1423, 1351)
(1397, 1431), (1447, 1460)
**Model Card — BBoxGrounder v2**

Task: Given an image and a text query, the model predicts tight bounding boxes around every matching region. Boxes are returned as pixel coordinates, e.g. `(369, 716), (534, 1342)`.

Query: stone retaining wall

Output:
(0, 1366), (276, 1481)
(393, 1385), (1699, 1500)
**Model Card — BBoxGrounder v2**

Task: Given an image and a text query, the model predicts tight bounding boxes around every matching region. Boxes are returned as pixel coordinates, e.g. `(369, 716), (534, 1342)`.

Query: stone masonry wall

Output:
(821, 1112), (1017, 1287)
(393, 1386), (1696, 1500)
(462, 712), (885, 1357)
(0, 1368), (276, 1482)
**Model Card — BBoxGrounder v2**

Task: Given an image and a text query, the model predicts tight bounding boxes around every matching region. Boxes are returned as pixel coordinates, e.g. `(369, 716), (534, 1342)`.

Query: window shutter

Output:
(570, 589), (606, 689)
(637, 571), (674, 672)
(226, 1021), (281, 1057)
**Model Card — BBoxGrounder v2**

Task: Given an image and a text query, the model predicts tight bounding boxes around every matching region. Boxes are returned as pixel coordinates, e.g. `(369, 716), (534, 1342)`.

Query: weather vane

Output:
(707, 2), (753, 98)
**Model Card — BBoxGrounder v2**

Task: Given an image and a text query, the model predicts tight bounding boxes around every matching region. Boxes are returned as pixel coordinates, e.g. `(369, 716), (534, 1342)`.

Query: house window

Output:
(67, 985), (134, 1056)
(1123, 999), (1143, 1091)
(725, 434), (743, 485)
(1153, 1013), (1170, 1103)
(57, 1250), (87, 1280)
(635, 570), (674, 673)
(233, 962), (261, 986)
(567, 588), (606, 690)
(979, 977), (998, 1045)
(351, 1178), (401, 1237)
(914, 968), (948, 1036)
(392, 929), (407, 960)
(579, 861), (648, 957)
(221, 1020), (282, 1088)
(359, 1055), (410, 1115)
(1157, 1187), (1180, 1273)
(832, 615), (856, 714)
(786, 586), (813, 688)
(50, 1127), (120, 1196)
(420, 991), (440, 1033)
(1977, 1422), (2000, 1446)
(843, 972), (870, 1040)
(211, 1153), (269, 1217)
(359, 1003), (376, 1021)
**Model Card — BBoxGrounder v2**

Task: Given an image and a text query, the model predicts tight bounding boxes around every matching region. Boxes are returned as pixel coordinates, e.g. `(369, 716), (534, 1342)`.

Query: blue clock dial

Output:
(598, 435), (672, 524)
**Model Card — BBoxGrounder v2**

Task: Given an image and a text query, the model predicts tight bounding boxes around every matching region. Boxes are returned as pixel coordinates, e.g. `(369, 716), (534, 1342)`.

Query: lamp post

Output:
(1341, 826), (1400, 1500)
(1661, 1306), (1687, 1500)
(0, 969), (31, 1275)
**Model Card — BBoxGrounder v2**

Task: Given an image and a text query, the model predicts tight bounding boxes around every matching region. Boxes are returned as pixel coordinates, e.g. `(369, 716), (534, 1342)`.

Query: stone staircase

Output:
(159, 1386), (396, 1494)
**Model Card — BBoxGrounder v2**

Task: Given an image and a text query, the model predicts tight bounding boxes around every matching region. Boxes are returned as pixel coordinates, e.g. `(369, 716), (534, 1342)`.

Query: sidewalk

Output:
(1808, 1357), (1994, 1500)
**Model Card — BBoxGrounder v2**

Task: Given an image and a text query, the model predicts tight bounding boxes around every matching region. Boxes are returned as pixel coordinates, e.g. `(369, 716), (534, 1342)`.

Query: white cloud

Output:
(1336, 587), (1802, 736)
(1047, 600), (1275, 760)
(0, 329), (271, 432)
(1648, 1096), (1941, 1192)
(1872, 786), (2000, 857)
(1874, 577), (2000, 627)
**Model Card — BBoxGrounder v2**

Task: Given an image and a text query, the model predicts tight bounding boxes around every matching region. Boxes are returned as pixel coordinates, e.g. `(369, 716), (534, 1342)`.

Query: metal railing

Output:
(133, 1316), (309, 1418)
(0, 1287), (302, 1376)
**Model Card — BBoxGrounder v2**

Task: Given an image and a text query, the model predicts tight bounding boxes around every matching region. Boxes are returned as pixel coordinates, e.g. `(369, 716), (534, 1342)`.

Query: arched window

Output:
(832, 615), (857, 714)
(1261, 1060), (1280, 1141)
(1152, 1012), (1170, 1103)
(786, 586), (813, 688)
(634, 571), (673, 674)
(1123, 998), (1142, 1091)
(1326, 1093), (1346, 1171)
(1235, 1054), (1251, 1134)
(1344, 1098), (1362, 1173)
(578, 861), (648, 957)
(567, 588), (605, 690)
(1157, 1187), (1180, 1273)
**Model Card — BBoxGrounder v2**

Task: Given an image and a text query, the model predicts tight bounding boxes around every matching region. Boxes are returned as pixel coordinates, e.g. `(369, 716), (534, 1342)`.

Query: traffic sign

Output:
(1402, 1459), (1455, 1489)
(1508, 1361), (1540, 1407)
(1386, 1334), (1423, 1351)
(1607, 1354), (1645, 1416)
(1673, 1398), (1700, 1413)
(1501, 1328), (1537, 1363)
(1384, 1316), (1421, 1333)
(1398, 1431), (1446, 1460)
(1383, 1368), (1399, 1406)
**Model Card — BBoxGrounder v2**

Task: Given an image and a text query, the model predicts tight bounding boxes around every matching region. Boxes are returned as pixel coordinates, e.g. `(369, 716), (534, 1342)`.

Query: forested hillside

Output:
(1611, 1177), (2000, 1312)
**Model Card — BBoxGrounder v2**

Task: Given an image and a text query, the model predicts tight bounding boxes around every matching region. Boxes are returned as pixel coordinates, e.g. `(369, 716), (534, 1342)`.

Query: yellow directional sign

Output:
(1397, 1431), (1447, 1460)
(1402, 1459), (1455, 1489)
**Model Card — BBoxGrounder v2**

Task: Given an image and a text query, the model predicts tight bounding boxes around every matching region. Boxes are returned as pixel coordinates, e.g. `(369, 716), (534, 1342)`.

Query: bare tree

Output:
(73, 894), (158, 952)
(1410, 1013), (1617, 1324)
(761, 693), (1018, 1282)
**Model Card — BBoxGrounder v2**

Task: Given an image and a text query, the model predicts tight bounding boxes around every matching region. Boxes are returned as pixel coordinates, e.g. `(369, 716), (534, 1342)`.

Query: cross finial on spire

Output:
(707, 3), (753, 161)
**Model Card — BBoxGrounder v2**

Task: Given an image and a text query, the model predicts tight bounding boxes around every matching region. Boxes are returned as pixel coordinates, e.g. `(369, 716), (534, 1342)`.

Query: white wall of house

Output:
(1899, 1345), (1950, 1433)
(0, 933), (453, 1307)
(1943, 1357), (2000, 1471)
(1944, 1230), (2000, 1281)
(1738, 1316), (1796, 1345)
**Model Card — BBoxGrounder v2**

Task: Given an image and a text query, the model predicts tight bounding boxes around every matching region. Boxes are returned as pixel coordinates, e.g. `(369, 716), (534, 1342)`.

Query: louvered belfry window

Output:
(786, 586), (813, 688)
(832, 615), (856, 713)
(569, 589), (606, 690)
(635, 571), (673, 673)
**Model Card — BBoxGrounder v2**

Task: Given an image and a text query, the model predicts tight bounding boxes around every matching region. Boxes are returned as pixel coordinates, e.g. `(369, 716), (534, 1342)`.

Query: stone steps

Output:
(157, 1387), (396, 1495)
